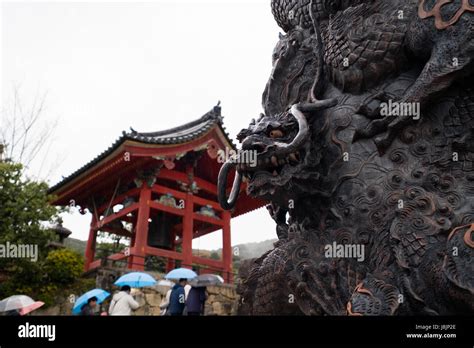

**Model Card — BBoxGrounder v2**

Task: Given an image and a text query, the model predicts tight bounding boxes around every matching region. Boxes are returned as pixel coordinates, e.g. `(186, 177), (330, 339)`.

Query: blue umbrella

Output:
(165, 268), (197, 280)
(114, 272), (157, 288)
(72, 289), (110, 315)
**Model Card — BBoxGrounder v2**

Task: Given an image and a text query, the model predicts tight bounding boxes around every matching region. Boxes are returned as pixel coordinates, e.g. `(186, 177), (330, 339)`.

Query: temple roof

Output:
(49, 104), (235, 194)
(127, 104), (229, 144)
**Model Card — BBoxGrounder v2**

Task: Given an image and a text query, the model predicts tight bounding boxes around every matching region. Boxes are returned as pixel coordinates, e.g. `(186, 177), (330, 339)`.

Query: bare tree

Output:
(0, 84), (61, 179)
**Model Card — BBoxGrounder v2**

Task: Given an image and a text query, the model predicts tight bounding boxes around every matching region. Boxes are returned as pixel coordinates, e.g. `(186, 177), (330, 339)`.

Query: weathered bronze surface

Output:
(219, 0), (474, 315)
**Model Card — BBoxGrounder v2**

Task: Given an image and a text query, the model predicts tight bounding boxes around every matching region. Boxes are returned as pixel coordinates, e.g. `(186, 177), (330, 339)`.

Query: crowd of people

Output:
(79, 279), (207, 316)
(161, 278), (207, 316)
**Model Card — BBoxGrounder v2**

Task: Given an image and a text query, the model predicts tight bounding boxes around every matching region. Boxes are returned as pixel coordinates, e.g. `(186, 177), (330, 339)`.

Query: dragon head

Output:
(218, 100), (336, 210)
(236, 106), (309, 199)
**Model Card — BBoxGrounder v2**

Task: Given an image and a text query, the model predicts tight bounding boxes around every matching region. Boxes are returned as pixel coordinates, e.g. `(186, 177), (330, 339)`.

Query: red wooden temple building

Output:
(49, 104), (265, 283)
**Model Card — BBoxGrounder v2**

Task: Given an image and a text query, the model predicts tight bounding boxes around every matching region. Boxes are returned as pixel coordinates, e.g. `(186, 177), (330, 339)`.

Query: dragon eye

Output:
(269, 129), (284, 138)
(324, 0), (340, 14)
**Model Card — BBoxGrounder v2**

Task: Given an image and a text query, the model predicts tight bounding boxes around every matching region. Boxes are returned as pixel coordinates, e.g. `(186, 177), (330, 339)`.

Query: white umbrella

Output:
(189, 274), (224, 287)
(157, 279), (174, 287)
(0, 295), (43, 313)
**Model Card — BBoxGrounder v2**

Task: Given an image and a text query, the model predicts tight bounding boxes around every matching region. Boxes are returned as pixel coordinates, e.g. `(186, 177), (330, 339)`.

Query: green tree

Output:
(44, 248), (83, 284)
(0, 162), (59, 273)
(0, 162), (81, 306)
(210, 251), (220, 260)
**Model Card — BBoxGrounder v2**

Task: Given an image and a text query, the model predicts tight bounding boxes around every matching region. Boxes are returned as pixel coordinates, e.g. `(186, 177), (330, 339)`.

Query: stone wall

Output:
(32, 297), (75, 316)
(133, 283), (238, 316)
(204, 285), (238, 316)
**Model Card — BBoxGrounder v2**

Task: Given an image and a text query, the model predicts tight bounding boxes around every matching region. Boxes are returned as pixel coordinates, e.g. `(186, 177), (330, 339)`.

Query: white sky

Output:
(1, 0), (281, 250)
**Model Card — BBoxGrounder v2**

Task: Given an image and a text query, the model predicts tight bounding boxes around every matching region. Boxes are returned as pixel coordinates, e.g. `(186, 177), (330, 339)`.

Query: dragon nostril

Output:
(251, 144), (267, 153)
(270, 129), (284, 138)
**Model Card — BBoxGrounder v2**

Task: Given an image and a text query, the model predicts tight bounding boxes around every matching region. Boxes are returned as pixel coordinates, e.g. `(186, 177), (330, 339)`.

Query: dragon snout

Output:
(241, 136), (274, 154)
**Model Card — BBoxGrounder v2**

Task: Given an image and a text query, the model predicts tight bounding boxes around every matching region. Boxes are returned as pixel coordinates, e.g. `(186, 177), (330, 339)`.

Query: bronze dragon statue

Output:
(219, 0), (474, 315)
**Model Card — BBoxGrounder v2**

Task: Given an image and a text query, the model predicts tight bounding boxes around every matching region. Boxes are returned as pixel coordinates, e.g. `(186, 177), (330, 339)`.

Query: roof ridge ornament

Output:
(212, 100), (222, 120)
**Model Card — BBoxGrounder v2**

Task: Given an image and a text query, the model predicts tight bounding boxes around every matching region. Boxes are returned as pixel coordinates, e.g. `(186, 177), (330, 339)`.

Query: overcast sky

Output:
(1, 0), (281, 250)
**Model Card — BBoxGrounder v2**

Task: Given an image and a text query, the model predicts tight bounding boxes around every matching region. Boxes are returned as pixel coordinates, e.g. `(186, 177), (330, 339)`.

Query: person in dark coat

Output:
(168, 278), (187, 316)
(186, 286), (207, 316)
(80, 296), (98, 316)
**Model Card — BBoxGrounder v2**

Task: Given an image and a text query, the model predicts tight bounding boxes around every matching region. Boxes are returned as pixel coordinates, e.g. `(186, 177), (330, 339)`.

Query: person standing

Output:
(168, 278), (187, 316)
(184, 283), (191, 301)
(186, 286), (207, 316)
(159, 288), (172, 316)
(80, 296), (98, 316)
(108, 285), (140, 316)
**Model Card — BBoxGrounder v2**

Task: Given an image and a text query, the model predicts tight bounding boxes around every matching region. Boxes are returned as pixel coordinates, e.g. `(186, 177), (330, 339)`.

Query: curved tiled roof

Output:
(48, 104), (236, 194)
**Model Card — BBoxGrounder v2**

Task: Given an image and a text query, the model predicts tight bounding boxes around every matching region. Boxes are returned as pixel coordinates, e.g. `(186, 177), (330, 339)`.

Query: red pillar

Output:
(127, 226), (136, 269)
(84, 215), (97, 271)
(130, 186), (151, 270)
(222, 210), (233, 283)
(166, 257), (176, 272)
(182, 193), (194, 269)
